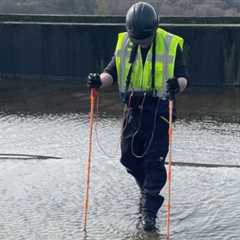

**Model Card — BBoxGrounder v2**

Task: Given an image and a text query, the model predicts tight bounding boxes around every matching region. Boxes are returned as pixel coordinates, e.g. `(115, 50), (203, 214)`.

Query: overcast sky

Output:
(0, 0), (239, 16)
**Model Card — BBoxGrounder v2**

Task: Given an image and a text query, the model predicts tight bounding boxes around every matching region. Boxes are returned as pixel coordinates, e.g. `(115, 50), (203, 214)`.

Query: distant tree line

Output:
(0, 0), (239, 16)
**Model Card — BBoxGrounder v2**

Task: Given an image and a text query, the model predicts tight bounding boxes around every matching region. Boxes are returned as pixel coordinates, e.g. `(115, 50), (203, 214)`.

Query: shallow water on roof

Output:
(0, 81), (239, 240)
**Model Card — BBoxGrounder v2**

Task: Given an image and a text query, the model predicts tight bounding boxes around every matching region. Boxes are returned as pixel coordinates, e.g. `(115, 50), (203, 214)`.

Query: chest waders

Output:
(123, 35), (162, 158)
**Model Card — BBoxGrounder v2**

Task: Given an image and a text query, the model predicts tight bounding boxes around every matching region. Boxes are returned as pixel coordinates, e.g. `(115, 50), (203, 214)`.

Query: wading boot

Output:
(142, 194), (164, 232)
(142, 215), (156, 231)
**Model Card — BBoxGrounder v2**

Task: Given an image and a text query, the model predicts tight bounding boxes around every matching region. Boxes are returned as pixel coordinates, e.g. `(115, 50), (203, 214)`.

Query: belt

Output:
(127, 90), (158, 98)
(122, 90), (160, 103)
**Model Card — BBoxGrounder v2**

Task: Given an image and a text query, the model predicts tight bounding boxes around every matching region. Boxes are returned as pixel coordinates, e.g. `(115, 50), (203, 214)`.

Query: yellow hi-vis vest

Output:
(115, 28), (184, 99)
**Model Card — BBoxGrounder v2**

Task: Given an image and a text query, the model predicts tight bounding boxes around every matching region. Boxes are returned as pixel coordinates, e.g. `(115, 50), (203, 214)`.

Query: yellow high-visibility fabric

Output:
(115, 28), (184, 98)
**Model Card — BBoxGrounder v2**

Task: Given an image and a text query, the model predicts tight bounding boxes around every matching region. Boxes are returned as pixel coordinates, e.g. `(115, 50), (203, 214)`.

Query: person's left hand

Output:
(87, 73), (102, 89)
(166, 78), (180, 99)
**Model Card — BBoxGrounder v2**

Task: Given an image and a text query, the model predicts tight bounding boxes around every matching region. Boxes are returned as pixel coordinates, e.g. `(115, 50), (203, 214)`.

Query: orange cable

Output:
(82, 88), (97, 232)
(94, 92), (134, 159)
(94, 93), (120, 158)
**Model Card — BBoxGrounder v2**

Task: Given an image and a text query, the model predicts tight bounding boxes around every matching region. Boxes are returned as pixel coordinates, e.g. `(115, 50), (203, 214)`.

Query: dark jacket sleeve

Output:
(174, 45), (190, 87)
(103, 55), (118, 84)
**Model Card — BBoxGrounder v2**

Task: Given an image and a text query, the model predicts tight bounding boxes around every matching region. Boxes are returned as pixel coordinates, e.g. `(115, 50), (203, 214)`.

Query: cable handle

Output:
(168, 90), (175, 101)
(91, 88), (97, 99)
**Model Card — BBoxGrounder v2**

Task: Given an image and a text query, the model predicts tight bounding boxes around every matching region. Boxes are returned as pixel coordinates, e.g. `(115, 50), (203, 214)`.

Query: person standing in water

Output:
(87, 2), (189, 231)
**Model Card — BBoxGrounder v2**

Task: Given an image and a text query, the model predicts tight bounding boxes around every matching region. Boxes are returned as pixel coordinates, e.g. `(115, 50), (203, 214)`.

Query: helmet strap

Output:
(125, 43), (138, 93)
(125, 34), (156, 97)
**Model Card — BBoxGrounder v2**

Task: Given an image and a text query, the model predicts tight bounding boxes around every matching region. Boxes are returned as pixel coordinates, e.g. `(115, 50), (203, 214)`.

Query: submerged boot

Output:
(142, 215), (156, 231)
(142, 194), (164, 231)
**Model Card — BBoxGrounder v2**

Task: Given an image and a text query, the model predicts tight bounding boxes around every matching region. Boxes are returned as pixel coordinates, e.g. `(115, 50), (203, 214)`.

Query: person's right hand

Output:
(87, 73), (102, 89)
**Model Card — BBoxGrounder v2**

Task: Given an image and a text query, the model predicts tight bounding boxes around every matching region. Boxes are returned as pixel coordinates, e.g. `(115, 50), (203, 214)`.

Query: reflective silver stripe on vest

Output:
(155, 54), (174, 64)
(146, 53), (174, 63)
(116, 35), (129, 91)
(158, 33), (174, 99)
(143, 33), (175, 98)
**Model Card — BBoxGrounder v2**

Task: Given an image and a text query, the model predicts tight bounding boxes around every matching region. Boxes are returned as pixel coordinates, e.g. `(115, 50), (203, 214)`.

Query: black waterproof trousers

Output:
(120, 108), (169, 219)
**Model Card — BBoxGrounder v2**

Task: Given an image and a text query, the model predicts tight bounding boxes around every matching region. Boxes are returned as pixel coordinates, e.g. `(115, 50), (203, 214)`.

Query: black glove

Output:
(167, 78), (180, 99)
(87, 73), (102, 89)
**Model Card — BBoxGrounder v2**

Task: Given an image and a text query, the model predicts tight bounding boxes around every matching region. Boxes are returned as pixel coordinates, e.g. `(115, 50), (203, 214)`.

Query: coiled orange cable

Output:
(94, 93), (120, 158)
(82, 88), (97, 232)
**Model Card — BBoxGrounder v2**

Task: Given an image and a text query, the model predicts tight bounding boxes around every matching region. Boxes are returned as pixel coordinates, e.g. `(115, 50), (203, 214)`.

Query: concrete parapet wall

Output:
(0, 15), (240, 87)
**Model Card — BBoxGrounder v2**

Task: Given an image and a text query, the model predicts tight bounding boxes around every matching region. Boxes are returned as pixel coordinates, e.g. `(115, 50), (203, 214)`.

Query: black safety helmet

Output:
(126, 2), (158, 41)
